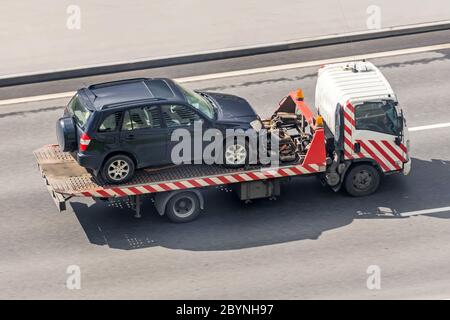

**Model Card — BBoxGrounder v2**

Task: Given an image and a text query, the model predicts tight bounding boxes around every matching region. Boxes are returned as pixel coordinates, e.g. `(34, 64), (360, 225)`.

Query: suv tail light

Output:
(79, 132), (91, 152)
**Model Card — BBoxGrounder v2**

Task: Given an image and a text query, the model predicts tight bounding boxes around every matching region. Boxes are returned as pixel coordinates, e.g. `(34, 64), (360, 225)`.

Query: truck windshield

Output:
(176, 83), (215, 120)
(67, 95), (91, 129)
(354, 100), (401, 136)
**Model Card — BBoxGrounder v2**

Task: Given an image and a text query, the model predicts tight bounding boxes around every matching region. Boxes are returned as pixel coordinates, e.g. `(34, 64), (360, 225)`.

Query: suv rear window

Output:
(67, 95), (91, 129)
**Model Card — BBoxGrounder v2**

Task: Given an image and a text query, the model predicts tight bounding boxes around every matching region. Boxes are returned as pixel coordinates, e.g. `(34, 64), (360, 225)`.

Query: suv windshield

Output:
(355, 100), (401, 135)
(176, 82), (215, 119)
(67, 95), (91, 128)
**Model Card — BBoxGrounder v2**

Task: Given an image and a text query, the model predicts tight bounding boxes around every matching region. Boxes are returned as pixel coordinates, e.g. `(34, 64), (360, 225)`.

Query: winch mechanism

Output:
(263, 111), (312, 163)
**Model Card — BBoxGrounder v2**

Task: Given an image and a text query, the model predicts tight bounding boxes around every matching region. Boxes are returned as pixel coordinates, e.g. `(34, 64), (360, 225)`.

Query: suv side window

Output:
(161, 104), (201, 128)
(98, 112), (121, 132)
(122, 106), (161, 131)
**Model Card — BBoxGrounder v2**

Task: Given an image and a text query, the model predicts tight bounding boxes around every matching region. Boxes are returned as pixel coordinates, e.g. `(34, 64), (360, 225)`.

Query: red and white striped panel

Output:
(356, 139), (407, 172)
(343, 101), (408, 172)
(75, 163), (326, 198)
(343, 101), (358, 160)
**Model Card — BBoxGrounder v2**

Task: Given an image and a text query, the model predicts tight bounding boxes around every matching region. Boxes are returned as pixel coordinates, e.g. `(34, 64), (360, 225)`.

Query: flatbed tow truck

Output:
(34, 62), (411, 223)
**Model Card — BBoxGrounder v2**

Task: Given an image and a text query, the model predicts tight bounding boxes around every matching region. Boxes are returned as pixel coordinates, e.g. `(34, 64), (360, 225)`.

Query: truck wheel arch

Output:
(342, 158), (382, 176)
(331, 158), (382, 192)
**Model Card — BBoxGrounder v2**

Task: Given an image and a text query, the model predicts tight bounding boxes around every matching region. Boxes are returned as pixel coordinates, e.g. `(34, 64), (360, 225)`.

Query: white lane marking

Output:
(0, 91), (76, 106)
(400, 206), (450, 217)
(1, 43), (450, 107)
(408, 122), (450, 132)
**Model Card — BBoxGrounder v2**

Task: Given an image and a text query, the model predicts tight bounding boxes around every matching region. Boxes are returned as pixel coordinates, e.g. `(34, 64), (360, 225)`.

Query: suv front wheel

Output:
(101, 154), (135, 184)
(223, 139), (249, 168)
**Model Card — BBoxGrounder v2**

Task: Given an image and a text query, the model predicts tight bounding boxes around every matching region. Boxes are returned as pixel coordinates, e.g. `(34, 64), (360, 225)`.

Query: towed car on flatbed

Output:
(57, 78), (262, 184)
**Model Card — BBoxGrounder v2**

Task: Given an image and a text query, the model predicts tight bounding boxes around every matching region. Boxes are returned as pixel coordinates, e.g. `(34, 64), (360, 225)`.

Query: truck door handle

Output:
(124, 134), (135, 141)
(354, 143), (361, 153)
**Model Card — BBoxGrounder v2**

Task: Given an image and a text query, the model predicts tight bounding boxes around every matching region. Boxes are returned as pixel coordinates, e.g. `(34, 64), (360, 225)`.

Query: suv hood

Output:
(203, 92), (258, 123)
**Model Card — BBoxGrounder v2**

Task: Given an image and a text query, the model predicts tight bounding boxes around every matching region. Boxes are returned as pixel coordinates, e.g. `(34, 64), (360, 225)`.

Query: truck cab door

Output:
(345, 100), (408, 173)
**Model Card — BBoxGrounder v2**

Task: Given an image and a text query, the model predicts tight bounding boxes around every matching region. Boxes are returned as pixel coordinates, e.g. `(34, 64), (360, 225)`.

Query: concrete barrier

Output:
(1, 20), (449, 87)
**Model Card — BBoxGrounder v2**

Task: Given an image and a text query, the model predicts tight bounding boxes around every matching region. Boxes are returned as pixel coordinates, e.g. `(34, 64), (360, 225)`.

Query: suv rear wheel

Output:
(101, 154), (135, 184)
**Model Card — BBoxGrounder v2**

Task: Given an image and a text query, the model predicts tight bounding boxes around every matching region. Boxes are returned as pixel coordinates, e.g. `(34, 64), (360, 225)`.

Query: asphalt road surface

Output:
(1, 0), (449, 76)
(1, 33), (450, 299)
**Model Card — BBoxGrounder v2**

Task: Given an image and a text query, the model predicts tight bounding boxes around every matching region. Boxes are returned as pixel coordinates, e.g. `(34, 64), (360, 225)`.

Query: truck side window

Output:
(98, 112), (121, 132)
(161, 104), (201, 128)
(355, 102), (399, 135)
(122, 106), (161, 131)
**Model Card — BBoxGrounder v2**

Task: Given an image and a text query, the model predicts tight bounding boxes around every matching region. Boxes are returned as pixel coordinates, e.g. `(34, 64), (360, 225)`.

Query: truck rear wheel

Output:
(165, 191), (201, 223)
(344, 164), (380, 197)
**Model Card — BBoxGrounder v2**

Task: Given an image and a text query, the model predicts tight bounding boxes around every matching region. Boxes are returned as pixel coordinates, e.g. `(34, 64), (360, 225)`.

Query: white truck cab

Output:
(316, 61), (410, 194)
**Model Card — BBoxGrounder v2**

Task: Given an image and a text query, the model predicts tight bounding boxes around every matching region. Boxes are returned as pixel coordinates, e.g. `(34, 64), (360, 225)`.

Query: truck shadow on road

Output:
(71, 158), (450, 251)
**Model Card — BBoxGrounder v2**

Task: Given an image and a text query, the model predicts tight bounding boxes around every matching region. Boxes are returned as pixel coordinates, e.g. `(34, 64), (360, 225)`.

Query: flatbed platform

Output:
(34, 144), (326, 198)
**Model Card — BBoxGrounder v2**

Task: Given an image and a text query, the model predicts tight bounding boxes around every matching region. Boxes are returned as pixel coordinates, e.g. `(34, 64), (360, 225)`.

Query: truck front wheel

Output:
(165, 191), (201, 223)
(344, 164), (380, 197)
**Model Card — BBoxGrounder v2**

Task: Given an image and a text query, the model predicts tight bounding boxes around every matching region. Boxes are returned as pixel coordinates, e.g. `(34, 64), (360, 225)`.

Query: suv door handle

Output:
(124, 134), (135, 141)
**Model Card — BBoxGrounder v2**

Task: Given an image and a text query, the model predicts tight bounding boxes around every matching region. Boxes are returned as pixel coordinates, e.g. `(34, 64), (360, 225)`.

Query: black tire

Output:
(165, 192), (201, 223)
(101, 154), (135, 184)
(344, 164), (380, 197)
(222, 138), (249, 168)
(56, 117), (77, 152)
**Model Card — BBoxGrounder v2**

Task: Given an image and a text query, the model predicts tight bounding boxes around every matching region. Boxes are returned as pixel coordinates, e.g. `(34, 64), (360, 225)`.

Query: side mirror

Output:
(398, 115), (404, 127)
(395, 115), (404, 136)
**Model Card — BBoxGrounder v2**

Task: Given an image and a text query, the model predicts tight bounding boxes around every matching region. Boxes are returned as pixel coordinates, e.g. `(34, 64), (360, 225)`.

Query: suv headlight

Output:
(250, 120), (262, 132)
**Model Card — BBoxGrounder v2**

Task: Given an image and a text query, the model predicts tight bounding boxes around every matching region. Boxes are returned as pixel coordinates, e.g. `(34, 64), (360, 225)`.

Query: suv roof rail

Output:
(101, 97), (166, 110)
(88, 78), (149, 90)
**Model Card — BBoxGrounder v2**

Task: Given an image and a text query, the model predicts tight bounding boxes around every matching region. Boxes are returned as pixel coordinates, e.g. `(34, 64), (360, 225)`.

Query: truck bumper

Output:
(403, 159), (412, 175)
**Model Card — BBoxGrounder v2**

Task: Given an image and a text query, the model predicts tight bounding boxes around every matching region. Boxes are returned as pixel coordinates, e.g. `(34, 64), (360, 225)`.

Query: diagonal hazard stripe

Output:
(358, 140), (390, 172)
(346, 102), (355, 114)
(369, 140), (400, 170)
(111, 187), (127, 196)
(344, 136), (354, 150)
(381, 140), (407, 163)
(344, 111), (355, 127)
(344, 124), (352, 136)
(399, 142), (408, 154)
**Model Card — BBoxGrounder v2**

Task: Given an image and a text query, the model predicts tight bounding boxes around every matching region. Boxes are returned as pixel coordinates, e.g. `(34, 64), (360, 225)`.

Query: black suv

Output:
(56, 78), (261, 184)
